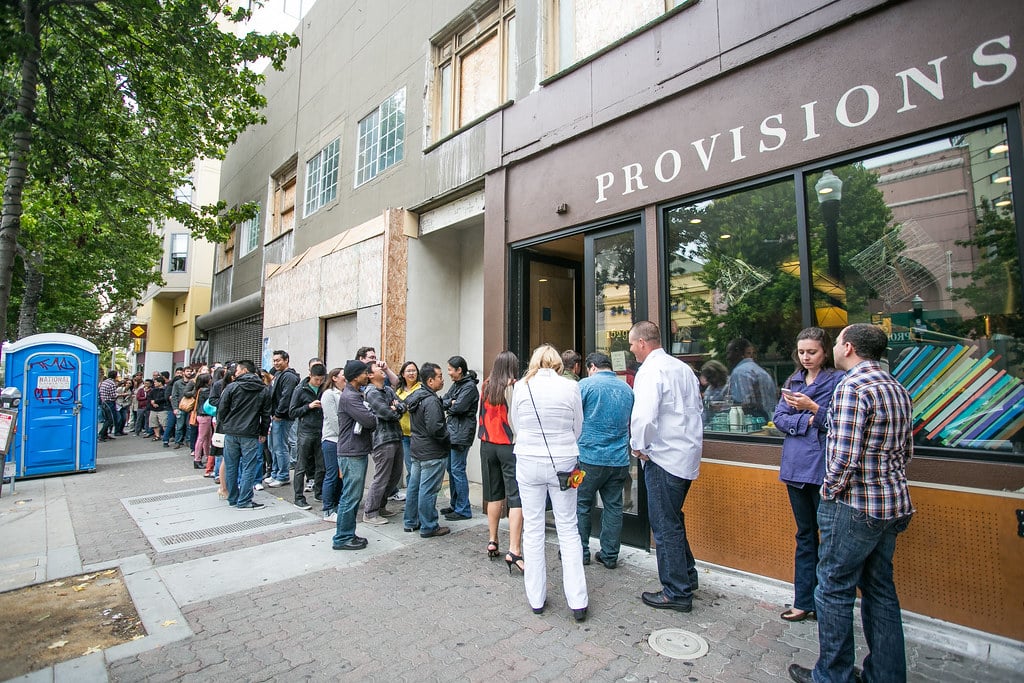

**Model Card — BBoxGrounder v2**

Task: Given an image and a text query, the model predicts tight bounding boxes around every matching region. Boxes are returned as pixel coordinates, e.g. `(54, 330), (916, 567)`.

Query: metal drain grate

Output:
(648, 629), (710, 660)
(157, 512), (308, 547)
(126, 488), (214, 506)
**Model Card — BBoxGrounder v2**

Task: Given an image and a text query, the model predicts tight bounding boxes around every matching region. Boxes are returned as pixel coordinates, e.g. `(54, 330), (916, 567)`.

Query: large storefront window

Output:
(665, 178), (800, 432)
(663, 118), (1023, 458)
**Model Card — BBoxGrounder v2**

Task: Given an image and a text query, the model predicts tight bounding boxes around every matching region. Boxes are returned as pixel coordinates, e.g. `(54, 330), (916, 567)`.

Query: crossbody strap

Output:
(526, 382), (558, 474)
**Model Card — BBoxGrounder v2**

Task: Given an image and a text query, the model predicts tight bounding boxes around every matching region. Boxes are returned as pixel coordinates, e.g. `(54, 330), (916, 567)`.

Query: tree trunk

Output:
(16, 250), (43, 340)
(0, 0), (41, 344)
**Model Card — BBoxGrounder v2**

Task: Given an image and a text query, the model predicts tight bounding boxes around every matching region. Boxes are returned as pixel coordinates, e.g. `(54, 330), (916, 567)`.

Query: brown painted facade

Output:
(483, 0), (1024, 640)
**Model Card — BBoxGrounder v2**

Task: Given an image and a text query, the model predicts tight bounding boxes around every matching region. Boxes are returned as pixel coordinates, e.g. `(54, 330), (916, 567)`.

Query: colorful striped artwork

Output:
(892, 344), (1024, 450)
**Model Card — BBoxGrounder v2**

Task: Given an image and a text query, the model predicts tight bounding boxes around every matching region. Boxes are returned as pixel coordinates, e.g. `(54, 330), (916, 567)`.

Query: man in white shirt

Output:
(628, 320), (704, 612)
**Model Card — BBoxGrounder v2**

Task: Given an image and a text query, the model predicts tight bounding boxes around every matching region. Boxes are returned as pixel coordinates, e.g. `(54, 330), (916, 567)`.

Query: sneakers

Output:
(389, 490), (407, 501)
(444, 512), (471, 521)
(253, 482), (264, 491)
(294, 498), (312, 510)
(362, 514), (388, 525)
(236, 501), (265, 510)
(323, 511), (337, 523)
(304, 480), (314, 492)
(266, 479), (289, 488)
(379, 507), (397, 517)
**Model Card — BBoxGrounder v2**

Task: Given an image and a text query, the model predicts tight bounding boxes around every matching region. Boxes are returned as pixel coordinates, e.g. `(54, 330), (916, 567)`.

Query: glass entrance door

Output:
(583, 221), (649, 549)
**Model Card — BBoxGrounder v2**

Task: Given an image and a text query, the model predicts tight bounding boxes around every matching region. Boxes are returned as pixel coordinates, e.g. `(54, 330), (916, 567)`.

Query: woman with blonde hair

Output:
(509, 344), (588, 621)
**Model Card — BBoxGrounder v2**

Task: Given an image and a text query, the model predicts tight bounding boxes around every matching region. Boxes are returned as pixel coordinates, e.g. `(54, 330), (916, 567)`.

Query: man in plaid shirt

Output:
(789, 323), (914, 683)
(98, 370), (119, 442)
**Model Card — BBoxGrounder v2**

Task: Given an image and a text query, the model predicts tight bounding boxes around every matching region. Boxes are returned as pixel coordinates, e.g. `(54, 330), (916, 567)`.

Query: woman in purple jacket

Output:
(773, 327), (843, 622)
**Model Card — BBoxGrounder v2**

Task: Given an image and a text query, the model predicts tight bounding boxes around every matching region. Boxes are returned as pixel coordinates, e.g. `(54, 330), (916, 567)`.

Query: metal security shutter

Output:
(208, 313), (263, 365)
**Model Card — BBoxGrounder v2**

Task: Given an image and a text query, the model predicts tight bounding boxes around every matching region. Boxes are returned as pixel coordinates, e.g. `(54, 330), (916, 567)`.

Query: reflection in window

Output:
(662, 120), (1022, 455)
(168, 234), (188, 273)
(828, 127), (1022, 454)
(665, 179), (799, 434)
(553, 0), (677, 72)
(593, 230), (637, 368)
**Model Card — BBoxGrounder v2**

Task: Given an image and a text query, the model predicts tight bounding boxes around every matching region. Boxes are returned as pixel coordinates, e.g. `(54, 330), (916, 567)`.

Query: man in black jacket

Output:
(403, 362), (451, 538)
(332, 360), (377, 551)
(267, 350), (300, 487)
(218, 360), (272, 510)
(289, 363), (326, 510)
(362, 362), (406, 525)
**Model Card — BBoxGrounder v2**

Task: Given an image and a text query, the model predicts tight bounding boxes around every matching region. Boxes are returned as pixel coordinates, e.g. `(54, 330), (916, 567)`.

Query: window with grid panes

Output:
(304, 138), (340, 217)
(270, 158), (297, 240)
(238, 209), (260, 257)
(356, 89), (405, 187)
(434, 0), (516, 140)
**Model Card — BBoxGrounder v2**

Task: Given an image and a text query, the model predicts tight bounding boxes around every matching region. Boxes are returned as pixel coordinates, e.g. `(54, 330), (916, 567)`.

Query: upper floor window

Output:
(356, 88), (405, 187)
(174, 175), (193, 206)
(238, 209), (261, 258)
(168, 234), (188, 273)
(304, 138), (340, 217)
(434, 0), (516, 139)
(271, 157), (297, 241)
(550, 0), (684, 73)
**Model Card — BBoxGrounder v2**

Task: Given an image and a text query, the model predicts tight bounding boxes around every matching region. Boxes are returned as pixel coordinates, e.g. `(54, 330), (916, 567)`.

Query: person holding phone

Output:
(773, 327), (843, 622)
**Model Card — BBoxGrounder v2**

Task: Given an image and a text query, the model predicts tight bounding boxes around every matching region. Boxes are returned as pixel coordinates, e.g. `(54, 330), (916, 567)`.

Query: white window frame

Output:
(355, 88), (406, 187)
(168, 233), (189, 273)
(238, 209), (261, 258)
(303, 138), (340, 217)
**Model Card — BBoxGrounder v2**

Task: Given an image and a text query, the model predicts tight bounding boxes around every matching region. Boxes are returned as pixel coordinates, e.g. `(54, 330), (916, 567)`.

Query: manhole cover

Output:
(648, 628), (709, 660)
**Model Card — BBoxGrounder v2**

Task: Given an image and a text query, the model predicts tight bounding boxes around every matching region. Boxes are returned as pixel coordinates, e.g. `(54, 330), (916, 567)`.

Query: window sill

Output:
(423, 99), (514, 155)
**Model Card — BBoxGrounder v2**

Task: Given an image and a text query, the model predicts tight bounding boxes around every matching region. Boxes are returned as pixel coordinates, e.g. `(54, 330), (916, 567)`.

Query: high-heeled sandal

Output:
(487, 540), (500, 558)
(505, 552), (524, 574)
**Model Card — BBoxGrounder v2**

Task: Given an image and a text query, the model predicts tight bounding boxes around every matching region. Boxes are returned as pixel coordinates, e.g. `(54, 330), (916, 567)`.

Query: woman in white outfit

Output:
(509, 344), (588, 621)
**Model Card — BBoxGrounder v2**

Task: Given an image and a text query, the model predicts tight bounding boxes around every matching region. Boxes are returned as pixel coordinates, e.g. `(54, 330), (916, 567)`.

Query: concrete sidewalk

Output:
(0, 434), (1020, 682)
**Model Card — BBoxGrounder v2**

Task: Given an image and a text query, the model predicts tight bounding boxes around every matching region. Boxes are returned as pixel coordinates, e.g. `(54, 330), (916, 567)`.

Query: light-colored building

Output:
(133, 158), (220, 373)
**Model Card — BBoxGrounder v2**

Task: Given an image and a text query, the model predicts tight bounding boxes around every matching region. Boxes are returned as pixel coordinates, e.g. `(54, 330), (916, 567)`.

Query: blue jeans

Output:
(321, 440), (339, 513)
(174, 410), (187, 444)
(447, 444), (472, 517)
(787, 483), (821, 612)
(401, 436), (412, 487)
(163, 409), (177, 445)
(269, 418), (295, 482)
(576, 462), (628, 563)
(404, 458), (447, 534)
(814, 499), (913, 683)
(223, 435), (262, 507)
(644, 460), (697, 602)
(333, 455), (368, 547)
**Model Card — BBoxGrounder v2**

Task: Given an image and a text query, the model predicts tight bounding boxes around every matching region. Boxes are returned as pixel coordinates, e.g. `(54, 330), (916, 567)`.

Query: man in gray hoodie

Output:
(332, 360), (377, 551)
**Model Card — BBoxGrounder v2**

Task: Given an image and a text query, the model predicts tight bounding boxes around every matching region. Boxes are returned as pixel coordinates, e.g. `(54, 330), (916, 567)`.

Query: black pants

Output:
(292, 433), (325, 501)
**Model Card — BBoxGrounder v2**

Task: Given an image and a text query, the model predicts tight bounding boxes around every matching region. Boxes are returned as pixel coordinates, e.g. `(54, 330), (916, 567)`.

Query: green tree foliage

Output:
(952, 200), (1024, 342)
(0, 0), (299, 342)
(665, 164), (892, 360)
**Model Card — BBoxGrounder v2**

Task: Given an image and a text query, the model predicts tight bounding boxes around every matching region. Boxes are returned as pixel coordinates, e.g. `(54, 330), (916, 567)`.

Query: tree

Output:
(664, 164), (892, 361)
(1, 0), (298, 343)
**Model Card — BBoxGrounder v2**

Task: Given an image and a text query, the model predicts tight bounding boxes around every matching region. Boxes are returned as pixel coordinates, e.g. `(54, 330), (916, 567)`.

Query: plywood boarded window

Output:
(551, 0), (682, 73)
(271, 157), (297, 239)
(434, 0), (515, 139)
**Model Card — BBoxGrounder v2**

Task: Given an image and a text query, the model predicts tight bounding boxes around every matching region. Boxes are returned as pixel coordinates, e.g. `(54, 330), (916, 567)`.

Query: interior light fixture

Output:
(538, 278), (548, 283)
(719, 234), (731, 240)
(689, 218), (702, 224)
(995, 197), (1012, 207)
(990, 143), (1009, 154)
(994, 174), (1012, 184)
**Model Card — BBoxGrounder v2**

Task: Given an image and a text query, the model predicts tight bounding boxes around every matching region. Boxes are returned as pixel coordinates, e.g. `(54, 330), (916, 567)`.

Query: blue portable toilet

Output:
(3, 333), (99, 477)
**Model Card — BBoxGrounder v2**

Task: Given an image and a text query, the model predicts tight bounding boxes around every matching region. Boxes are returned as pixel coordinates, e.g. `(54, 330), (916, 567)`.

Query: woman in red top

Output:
(478, 351), (523, 570)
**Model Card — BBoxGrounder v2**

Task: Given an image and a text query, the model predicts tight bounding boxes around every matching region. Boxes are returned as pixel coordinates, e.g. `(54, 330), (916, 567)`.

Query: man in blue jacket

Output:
(217, 361), (272, 510)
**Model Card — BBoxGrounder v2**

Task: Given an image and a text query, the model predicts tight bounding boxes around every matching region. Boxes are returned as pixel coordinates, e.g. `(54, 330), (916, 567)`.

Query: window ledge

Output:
(423, 99), (514, 155)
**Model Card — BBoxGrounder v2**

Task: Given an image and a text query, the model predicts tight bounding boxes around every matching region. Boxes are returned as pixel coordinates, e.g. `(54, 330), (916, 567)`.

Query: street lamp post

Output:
(815, 170), (844, 282)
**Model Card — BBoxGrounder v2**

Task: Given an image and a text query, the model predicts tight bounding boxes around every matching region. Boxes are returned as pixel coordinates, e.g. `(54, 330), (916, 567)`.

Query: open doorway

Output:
(510, 220), (650, 549)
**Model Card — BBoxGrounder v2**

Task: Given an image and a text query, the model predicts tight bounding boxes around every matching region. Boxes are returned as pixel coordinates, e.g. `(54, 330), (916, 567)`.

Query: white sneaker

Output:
(323, 511), (337, 523)
(304, 480), (314, 492)
(389, 490), (407, 501)
(362, 514), (388, 526)
(267, 479), (288, 488)
(253, 483), (264, 491)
